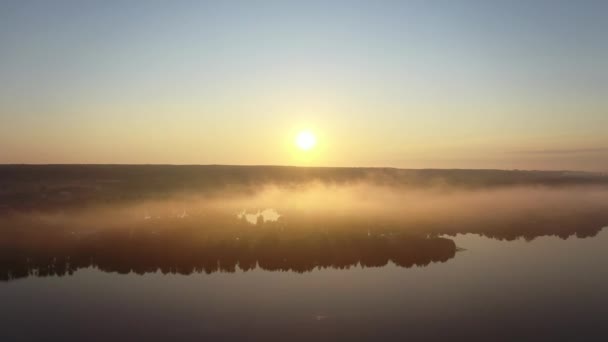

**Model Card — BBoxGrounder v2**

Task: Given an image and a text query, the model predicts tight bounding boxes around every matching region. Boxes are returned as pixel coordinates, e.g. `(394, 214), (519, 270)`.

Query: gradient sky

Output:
(1, 0), (607, 170)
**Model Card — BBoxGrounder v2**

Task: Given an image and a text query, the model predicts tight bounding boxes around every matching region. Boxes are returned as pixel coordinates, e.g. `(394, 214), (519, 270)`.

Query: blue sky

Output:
(1, 1), (607, 170)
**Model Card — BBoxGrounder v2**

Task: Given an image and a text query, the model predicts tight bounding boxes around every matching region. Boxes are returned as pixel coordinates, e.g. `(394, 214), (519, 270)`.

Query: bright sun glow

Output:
(295, 131), (317, 151)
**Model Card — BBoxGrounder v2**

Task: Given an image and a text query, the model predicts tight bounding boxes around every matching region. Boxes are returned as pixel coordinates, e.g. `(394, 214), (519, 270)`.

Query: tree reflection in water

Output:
(1, 206), (605, 282)
(0, 216), (456, 281)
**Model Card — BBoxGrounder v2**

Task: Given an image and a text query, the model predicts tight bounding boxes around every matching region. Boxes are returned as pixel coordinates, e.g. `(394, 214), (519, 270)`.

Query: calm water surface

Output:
(2, 228), (607, 341)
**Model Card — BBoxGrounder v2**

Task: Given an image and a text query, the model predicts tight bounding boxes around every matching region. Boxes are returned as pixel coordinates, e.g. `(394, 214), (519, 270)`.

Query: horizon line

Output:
(0, 163), (604, 174)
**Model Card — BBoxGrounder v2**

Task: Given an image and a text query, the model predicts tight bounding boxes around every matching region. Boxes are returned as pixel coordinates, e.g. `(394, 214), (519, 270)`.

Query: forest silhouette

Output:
(1, 165), (607, 281)
(1, 207), (605, 281)
(2, 165), (608, 212)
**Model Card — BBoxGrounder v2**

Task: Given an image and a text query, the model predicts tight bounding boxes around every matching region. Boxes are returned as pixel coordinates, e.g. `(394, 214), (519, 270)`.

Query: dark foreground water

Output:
(2, 228), (607, 341)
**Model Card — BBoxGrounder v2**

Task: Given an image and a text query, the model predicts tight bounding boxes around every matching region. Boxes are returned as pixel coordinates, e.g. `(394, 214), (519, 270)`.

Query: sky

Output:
(1, 0), (607, 170)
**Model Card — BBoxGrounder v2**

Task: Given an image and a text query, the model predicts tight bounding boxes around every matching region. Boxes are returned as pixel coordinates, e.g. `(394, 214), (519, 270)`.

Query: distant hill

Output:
(1, 165), (607, 210)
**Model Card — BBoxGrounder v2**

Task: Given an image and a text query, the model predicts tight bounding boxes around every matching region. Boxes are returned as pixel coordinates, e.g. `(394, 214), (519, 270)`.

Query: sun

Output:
(295, 130), (317, 151)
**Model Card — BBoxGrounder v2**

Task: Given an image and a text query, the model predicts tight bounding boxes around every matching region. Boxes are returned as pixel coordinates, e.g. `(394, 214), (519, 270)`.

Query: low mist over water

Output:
(2, 165), (608, 237)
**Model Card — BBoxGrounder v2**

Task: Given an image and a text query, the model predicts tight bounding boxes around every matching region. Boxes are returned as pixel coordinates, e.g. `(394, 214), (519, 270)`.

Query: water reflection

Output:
(1, 206), (605, 281)
(236, 208), (281, 224)
(0, 224), (456, 281)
